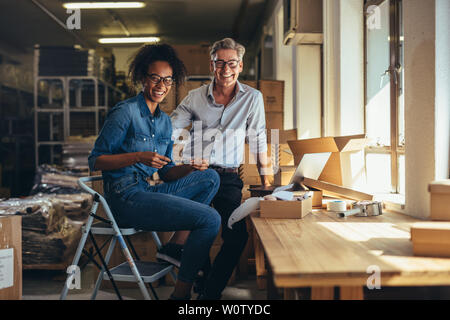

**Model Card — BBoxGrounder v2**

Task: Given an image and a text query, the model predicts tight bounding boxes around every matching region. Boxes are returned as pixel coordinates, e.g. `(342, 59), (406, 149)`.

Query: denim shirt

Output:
(88, 92), (175, 184)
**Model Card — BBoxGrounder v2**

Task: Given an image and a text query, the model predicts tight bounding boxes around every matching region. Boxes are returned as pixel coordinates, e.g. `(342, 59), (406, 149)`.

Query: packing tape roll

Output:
(327, 200), (347, 212)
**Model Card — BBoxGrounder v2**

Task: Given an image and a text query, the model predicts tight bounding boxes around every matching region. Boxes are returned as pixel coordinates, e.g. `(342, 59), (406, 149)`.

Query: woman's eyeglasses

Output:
(147, 73), (174, 86)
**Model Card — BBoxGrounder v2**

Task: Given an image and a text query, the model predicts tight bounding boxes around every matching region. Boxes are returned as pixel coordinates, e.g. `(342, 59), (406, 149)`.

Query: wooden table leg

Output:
(340, 286), (364, 300)
(253, 231), (267, 290)
(311, 287), (334, 300)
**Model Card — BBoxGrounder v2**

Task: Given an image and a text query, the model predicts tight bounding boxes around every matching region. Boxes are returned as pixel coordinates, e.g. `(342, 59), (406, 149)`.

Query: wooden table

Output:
(251, 210), (450, 300)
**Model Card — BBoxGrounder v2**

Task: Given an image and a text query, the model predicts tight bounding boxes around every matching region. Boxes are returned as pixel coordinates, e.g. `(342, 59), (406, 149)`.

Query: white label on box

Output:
(0, 248), (14, 290)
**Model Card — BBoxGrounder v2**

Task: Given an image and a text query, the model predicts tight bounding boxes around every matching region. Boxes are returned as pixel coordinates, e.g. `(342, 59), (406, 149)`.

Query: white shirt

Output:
(171, 80), (267, 168)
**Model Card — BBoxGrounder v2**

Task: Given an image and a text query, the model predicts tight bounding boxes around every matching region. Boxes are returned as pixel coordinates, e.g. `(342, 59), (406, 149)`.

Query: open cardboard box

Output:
(260, 195), (312, 219)
(287, 134), (369, 188)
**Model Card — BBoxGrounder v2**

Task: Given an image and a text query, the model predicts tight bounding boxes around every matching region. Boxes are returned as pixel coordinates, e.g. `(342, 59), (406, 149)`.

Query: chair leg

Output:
(124, 235), (160, 300)
(60, 211), (97, 300)
(91, 236), (118, 300)
(116, 234), (152, 300)
(89, 232), (123, 300)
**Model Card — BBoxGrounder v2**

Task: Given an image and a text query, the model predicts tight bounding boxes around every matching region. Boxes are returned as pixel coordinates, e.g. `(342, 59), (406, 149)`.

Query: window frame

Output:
(364, 0), (404, 194)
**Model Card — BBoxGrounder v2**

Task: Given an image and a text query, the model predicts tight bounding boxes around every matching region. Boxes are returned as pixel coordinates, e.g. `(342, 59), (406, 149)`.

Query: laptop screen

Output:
(289, 152), (332, 184)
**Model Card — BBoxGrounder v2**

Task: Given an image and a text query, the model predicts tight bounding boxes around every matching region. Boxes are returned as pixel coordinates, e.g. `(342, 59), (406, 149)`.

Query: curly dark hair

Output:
(128, 43), (187, 88)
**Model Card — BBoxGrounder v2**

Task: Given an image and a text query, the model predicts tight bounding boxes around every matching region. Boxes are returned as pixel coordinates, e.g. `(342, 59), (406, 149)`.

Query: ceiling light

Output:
(98, 37), (160, 44)
(63, 2), (146, 9)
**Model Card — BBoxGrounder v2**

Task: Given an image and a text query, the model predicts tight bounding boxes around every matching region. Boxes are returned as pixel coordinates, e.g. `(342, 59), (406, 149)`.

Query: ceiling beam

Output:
(29, 0), (90, 47)
(107, 9), (131, 37)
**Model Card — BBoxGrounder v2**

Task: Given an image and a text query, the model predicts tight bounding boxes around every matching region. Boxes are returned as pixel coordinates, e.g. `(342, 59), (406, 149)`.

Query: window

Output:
(364, 0), (404, 194)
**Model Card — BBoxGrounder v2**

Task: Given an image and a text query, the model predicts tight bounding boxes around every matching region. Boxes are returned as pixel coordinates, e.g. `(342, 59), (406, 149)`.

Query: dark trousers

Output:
(202, 171), (247, 299)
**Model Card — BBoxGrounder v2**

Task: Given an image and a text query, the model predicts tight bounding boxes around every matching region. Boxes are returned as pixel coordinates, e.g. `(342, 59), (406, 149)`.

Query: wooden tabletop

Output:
(251, 210), (450, 288)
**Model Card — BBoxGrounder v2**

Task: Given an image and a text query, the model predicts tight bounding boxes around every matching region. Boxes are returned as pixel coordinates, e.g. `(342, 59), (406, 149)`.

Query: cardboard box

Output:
(177, 79), (211, 105)
(411, 222), (450, 257)
(172, 44), (211, 76)
(303, 177), (374, 201)
(0, 215), (22, 300)
(277, 143), (294, 166)
(259, 80), (284, 112)
(293, 189), (323, 208)
(240, 80), (257, 89)
(260, 197), (312, 219)
(239, 144), (278, 185)
(429, 180), (450, 221)
(288, 134), (369, 188)
(274, 166), (296, 185)
(267, 129), (298, 144)
(265, 112), (283, 130)
(159, 86), (177, 115)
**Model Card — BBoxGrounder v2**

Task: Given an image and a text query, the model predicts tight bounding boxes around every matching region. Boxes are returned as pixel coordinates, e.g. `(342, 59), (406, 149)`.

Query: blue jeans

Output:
(104, 169), (221, 283)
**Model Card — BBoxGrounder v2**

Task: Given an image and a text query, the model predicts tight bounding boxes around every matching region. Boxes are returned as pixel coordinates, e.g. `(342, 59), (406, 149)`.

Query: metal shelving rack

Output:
(34, 76), (125, 168)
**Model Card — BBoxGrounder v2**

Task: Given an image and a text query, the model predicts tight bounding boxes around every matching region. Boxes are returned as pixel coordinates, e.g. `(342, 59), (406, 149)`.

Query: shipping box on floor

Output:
(288, 134), (369, 188)
(260, 196), (312, 219)
(429, 180), (450, 221)
(0, 215), (22, 300)
(411, 222), (450, 257)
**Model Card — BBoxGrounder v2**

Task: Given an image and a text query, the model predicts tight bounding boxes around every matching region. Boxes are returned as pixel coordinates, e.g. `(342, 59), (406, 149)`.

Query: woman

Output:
(88, 44), (221, 300)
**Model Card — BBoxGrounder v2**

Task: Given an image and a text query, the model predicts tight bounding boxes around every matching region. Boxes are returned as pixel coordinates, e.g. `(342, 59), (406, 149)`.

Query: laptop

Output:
(248, 152), (332, 195)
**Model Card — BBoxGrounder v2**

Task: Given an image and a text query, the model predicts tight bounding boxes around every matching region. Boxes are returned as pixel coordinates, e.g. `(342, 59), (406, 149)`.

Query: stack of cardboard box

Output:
(410, 180), (450, 258)
(0, 215), (22, 300)
(259, 80), (284, 130)
(172, 44), (211, 77)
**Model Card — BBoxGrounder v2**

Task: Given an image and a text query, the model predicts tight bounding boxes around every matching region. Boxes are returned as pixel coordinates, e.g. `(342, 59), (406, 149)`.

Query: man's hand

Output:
(191, 159), (209, 171)
(137, 152), (171, 169)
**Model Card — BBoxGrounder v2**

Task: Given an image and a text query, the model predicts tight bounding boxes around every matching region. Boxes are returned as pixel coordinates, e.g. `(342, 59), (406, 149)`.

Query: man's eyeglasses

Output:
(147, 73), (174, 86)
(213, 59), (240, 69)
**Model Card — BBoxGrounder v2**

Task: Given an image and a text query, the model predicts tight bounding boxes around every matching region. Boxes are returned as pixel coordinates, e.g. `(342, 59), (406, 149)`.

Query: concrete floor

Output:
(22, 268), (450, 300)
(22, 268), (267, 300)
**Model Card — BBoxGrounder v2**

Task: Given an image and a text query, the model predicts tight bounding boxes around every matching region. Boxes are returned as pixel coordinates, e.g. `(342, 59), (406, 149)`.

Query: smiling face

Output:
(143, 60), (173, 108)
(210, 49), (243, 89)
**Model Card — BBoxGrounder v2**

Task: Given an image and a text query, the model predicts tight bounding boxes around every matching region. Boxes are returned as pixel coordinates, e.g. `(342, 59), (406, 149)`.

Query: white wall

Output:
(274, 4), (294, 130)
(404, 0), (450, 219)
(435, 0), (450, 179)
(296, 45), (322, 139)
(323, 0), (364, 137)
(339, 0), (364, 136)
(323, 0), (340, 137)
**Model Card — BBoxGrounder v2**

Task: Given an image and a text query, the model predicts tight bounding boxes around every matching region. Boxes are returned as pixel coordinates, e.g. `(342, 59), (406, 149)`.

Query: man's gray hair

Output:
(210, 38), (245, 61)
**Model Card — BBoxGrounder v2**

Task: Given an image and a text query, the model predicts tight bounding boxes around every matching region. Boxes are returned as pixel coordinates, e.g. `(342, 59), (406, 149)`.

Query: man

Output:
(159, 38), (271, 299)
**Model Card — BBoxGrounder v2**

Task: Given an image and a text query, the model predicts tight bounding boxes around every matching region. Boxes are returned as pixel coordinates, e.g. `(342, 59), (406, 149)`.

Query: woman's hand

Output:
(190, 159), (209, 171)
(137, 152), (171, 169)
